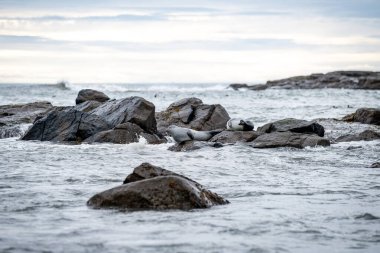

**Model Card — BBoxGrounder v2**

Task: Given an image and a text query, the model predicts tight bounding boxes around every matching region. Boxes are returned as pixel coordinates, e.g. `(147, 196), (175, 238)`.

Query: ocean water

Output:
(0, 83), (380, 253)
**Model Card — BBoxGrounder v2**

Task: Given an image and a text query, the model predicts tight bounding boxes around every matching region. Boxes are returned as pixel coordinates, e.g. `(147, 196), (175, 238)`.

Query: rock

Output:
(74, 100), (102, 112)
(229, 71), (380, 90)
(168, 140), (223, 152)
(336, 130), (380, 142)
(370, 162), (380, 168)
(257, 118), (325, 137)
(75, 89), (110, 104)
(251, 132), (330, 149)
(21, 108), (110, 142)
(229, 83), (249, 90)
(156, 97), (230, 134)
(209, 131), (260, 143)
(90, 97), (157, 133)
(342, 108), (380, 125)
(84, 122), (165, 144)
(87, 163), (229, 210)
(0, 101), (54, 138)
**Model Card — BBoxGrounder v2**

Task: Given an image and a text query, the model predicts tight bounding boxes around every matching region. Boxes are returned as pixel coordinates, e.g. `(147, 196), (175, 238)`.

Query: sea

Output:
(0, 83), (379, 253)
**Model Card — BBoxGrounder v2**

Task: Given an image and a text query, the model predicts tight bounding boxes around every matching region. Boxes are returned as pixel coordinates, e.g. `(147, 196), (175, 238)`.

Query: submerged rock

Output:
(229, 71), (380, 90)
(0, 101), (54, 138)
(342, 108), (380, 125)
(251, 132), (330, 149)
(370, 162), (380, 168)
(209, 130), (259, 143)
(335, 130), (380, 142)
(87, 163), (229, 210)
(156, 97), (230, 134)
(257, 118), (325, 137)
(75, 89), (110, 104)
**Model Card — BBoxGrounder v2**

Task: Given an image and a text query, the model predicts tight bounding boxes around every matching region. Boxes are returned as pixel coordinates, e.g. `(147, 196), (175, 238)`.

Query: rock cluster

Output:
(229, 71), (380, 90)
(87, 163), (229, 210)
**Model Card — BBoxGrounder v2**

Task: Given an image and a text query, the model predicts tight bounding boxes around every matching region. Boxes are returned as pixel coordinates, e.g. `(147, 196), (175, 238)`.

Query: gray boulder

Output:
(91, 97), (157, 133)
(156, 97), (230, 134)
(84, 122), (165, 144)
(335, 130), (380, 142)
(342, 108), (380, 125)
(74, 100), (102, 112)
(257, 118), (325, 137)
(87, 163), (229, 210)
(209, 130), (259, 143)
(251, 132), (330, 149)
(21, 108), (110, 142)
(0, 101), (54, 138)
(75, 89), (110, 104)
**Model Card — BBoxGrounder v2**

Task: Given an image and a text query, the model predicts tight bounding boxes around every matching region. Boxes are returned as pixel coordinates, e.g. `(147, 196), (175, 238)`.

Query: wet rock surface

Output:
(87, 163), (229, 210)
(342, 108), (380, 125)
(168, 140), (224, 152)
(229, 71), (380, 90)
(251, 132), (330, 149)
(335, 130), (380, 142)
(257, 118), (325, 137)
(0, 101), (54, 138)
(209, 130), (260, 143)
(75, 89), (110, 104)
(156, 97), (230, 134)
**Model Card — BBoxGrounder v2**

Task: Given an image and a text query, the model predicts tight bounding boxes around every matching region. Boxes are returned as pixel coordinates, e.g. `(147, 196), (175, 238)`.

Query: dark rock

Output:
(0, 101), (54, 138)
(156, 97), (230, 134)
(346, 146), (362, 150)
(229, 83), (249, 90)
(74, 100), (102, 112)
(229, 71), (380, 90)
(354, 213), (380, 220)
(342, 108), (380, 125)
(21, 108), (110, 142)
(336, 130), (380, 142)
(90, 97), (157, 133)
(87, 163), (229, 210)
(257, 118), (325, 137)
(84, 122), (165, 144)
(168, 140), (223, 152)
(251, 132), (330, 149)
(209, 130), (260, 143)
(75, 89), (110, 104)
(370, 162), (380, 168)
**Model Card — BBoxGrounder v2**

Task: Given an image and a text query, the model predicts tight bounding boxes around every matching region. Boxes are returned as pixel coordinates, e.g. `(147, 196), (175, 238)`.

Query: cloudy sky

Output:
(1, 0), (380, 83)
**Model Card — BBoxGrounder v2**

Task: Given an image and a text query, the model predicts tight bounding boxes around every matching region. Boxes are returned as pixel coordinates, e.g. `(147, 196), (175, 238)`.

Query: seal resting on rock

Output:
(226, 118), (254, 131)
(167, 125), (221, 143)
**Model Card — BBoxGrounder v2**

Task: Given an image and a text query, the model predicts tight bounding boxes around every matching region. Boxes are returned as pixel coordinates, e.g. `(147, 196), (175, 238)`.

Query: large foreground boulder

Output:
(342, 108), (380, 125)
(21, 108), (110, 142)
(257, 118), (325, 137)
(0, 101), (54, 138)
(87, 163), (229, 210)
(251, 132), (330, 149)
(156, 97), (230, 134)
(75, 89), (110, 104)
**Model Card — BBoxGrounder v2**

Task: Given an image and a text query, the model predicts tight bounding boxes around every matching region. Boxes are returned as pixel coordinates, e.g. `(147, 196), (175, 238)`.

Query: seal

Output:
(167, 125), (221, 143)
(226, 118), (254, 131)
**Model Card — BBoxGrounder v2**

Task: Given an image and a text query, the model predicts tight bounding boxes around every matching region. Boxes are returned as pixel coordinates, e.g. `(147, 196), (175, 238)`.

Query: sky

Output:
(0, 0), (380, 84)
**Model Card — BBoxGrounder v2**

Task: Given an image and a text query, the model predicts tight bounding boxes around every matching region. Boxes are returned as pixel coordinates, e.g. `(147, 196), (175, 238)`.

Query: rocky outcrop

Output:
(87, 163), (229, 210)
(22, 96), (162, 144)
(336, 130), (380, 142)
(209, 131), (260, 143)
(370, 162), (380, 168)
(257, 118), (325, 137)
(342, 108), (380, 125)
(84, 122), (165, 144)
(0, 101), (54, 138)
(229, 71), (380, 90)
(156, 97), (230, 134)
(251, 132), (330, 149)
(168, 140), (223, 152)
(21, 108), (110, 142)
(75, 89), (110, 104)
